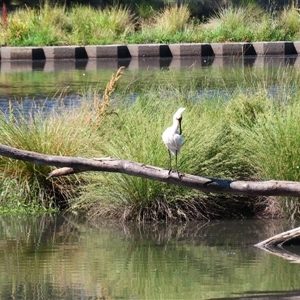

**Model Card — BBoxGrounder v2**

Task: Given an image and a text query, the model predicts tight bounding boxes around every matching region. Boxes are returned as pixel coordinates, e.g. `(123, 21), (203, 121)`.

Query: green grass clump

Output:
(248, 103), (300, 181)
(202, 6), (253, 42)
(68, 5), (135, 45)
(0, 103), (91, 210)
(242, 99), (300, 218)
(201, 4), (285, 42)
(128, 4), (193, 44)
(151, 5), (191, 35)
(279, 5), (300, 40)
(2, 4), (68, 46)
(0, 2), (135, 46)
(0, 67), (124, 213)
(223, 83), (300, 219)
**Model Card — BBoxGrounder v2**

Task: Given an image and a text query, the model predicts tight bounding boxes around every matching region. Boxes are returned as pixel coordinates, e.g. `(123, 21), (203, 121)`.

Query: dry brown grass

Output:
(92, 66), (125, 129)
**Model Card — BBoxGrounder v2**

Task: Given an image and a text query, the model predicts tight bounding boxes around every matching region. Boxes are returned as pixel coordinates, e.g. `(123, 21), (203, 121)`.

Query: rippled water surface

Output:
(0, 215), (300, 300)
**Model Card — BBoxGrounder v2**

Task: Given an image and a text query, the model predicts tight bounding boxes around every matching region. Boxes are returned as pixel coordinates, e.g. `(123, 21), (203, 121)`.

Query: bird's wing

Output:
(173, 133), (184, 151)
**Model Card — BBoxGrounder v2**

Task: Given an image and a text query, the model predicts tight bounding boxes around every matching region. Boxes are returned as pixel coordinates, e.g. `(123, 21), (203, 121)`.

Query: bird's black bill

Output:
(179, 118), (182, 135)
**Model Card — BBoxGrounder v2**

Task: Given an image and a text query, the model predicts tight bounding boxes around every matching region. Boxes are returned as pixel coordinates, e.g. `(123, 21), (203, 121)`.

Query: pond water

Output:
(0, 214), (300, 300)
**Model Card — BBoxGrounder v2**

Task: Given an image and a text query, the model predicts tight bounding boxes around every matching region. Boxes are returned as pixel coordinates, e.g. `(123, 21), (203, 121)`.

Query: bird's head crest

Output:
(174, 107), (185, 120)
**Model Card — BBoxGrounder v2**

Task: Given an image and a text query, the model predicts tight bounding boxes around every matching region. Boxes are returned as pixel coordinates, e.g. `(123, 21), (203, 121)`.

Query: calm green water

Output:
(0, 214), (299, 300)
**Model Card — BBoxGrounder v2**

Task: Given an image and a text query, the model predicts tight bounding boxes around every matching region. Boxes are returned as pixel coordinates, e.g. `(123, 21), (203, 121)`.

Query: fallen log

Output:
(1, 143), (300, 197)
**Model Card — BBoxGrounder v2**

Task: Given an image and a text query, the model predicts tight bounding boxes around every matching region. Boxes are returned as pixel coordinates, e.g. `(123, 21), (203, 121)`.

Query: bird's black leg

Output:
(175, 151), (183, 178)
(168, 150), (172, 174)
(175, 150), (179, 175)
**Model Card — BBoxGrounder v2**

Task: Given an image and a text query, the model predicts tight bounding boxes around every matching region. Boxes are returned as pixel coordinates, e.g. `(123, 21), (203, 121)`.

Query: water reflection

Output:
(0, 214), (300, 299)
(1, 56), (299, 73)
(1, 56), (298, 118)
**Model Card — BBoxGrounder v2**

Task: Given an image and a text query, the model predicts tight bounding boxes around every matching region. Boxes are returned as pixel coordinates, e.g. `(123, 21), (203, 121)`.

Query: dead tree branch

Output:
(1, 143), (300, 197)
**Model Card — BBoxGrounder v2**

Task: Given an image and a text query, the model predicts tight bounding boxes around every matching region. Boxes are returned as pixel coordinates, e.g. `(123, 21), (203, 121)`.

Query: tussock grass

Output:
(68, 5), (135, 45)
(225, 86), (300, 219)
(242, 99), (300, 218)
(0, 102), (91, 210)
(2, 4), (68, 46)
(204, 6), (251, 41)
(0, 67), (125, 213)
(74, 89), (257, 222)
(279, 5), (300, 40)
(2, 3), (300, 45)
(152, 4), (191, 35)
(128, 4), (193, 43)
(0, 2), (135, 46)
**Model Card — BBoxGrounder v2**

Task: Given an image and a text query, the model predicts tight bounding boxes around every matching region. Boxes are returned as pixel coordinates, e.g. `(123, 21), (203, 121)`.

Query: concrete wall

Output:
(1, 42), (299, 61)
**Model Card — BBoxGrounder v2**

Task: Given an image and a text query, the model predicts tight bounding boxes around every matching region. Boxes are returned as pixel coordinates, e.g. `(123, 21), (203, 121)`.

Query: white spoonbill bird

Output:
(162, 107), (186, 174)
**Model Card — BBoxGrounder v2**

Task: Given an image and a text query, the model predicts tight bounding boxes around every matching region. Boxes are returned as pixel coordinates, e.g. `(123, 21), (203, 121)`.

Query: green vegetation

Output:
(0, 100), (90, 212)
(1, 3), (300, 46)
(2, 66), (300, 220)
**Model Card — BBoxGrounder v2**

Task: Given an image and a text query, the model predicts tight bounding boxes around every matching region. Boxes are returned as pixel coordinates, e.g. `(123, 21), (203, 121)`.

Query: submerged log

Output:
(255, 227), (300, 262)
(2, 143), (300, 197)
(255, 242), (300, 263)
(255, 227), (300, 248)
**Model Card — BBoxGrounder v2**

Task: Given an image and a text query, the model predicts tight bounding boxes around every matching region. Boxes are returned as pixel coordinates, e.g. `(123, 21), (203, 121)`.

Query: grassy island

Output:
(1, 65), (300, 221)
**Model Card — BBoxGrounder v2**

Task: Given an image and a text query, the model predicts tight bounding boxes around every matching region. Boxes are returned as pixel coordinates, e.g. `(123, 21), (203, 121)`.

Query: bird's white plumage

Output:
(162, 107), (185, 156)
(162, 128), (183, 156)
